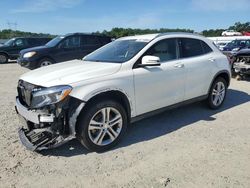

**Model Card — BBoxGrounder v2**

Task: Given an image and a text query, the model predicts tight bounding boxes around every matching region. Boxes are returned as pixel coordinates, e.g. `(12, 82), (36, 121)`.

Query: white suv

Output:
(16, 33), (231, 152)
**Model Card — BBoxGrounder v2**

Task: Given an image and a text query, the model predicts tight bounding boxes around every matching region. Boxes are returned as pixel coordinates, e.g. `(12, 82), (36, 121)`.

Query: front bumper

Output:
(17, 57), (29, 66)
(16, 97), (54, 124)
(17, 57), (37, 69)
(15, 97), (73, 151)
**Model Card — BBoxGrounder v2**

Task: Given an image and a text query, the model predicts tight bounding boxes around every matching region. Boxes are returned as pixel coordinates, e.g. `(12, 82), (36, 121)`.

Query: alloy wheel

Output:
(88, 107), (123, 146)
(212, 81), (226, 106)
(40, 61), (52, 67)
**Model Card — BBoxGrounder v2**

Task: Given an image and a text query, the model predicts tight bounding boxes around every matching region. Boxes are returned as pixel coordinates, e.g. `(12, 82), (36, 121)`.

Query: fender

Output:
(0, 51), (9, 57)
(70, 82), (135, 117)
(68, 85), (134, 136)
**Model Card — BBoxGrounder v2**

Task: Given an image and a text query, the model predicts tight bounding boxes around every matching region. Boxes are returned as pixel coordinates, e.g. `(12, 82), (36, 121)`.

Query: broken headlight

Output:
(31, 85), (72, 108)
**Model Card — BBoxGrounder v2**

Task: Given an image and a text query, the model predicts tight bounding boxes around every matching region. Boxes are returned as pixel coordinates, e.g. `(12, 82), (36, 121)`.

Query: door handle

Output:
(174, 63), (184, 68)
(208, 58), (215, 62)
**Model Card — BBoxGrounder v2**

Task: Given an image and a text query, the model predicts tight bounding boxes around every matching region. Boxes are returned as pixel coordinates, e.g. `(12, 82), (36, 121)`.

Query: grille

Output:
(17, 80), (36, 107)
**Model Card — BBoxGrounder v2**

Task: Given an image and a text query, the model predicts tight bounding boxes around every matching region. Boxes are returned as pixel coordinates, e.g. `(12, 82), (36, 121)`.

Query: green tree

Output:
(228, 22), (250, 32)
(0, 29), (55, 39)
(94, 27), (194, 38)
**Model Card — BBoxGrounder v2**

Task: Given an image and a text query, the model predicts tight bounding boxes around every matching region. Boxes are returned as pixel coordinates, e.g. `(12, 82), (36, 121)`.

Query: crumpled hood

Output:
(20, 60), (121, 87)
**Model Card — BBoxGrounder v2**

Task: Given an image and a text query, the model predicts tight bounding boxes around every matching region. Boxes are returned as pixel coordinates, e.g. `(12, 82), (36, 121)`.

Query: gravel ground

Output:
(0, 62), (250, 188)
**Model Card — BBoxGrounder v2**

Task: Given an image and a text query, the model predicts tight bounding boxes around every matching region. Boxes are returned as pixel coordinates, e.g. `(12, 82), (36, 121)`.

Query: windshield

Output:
(84, 39), (148, 63)
(46, 36), (64, 47)
(4, 38), (15, 46)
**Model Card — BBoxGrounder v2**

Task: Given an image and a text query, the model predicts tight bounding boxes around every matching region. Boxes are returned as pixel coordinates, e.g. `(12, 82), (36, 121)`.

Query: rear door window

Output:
(179, 38), (204, 58)
(82, 36), (100, 47)
(27, 38), (39, 46)
(59, 36), (80, 48)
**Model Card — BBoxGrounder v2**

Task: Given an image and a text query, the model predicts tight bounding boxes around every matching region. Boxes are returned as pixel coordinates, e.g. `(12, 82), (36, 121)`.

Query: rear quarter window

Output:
(180, 38), (212, 58)
(201, 41), (213, 54)
(180, 38), (203, 58)
(27, 38), (50, 46)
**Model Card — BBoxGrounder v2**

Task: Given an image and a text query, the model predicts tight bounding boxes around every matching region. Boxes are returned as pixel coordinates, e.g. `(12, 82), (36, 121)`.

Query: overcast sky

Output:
(0, 0), (249, 34)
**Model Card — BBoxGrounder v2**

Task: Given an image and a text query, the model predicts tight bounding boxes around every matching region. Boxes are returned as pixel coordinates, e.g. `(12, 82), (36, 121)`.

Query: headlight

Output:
(23, 51), (36, 58)
(31, 85), (72, 108)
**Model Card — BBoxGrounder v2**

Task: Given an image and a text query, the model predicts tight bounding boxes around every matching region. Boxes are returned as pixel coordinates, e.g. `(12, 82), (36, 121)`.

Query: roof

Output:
(64, 33), (111, 38)
(118, 32), (204, 42)
(118, 34), (159, 41)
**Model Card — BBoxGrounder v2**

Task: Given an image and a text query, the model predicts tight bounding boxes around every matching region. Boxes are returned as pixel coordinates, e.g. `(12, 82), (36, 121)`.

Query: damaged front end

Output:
(15, 80), (84, 151)
(232, 55), (250, 80)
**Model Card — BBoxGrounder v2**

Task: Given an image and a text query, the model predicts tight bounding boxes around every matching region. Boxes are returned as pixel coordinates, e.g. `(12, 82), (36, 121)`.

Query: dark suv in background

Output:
(0, 37), (51, 63)
(222, 39), (250, 52)
(18, 33), (112, 69)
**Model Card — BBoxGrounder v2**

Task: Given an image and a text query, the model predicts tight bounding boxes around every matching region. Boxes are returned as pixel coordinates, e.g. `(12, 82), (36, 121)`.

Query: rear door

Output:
(26, 38), (41, 47)
(53, 35), (81, 62)
(178, 38), (214, 100)
(27, 38), (50, 47)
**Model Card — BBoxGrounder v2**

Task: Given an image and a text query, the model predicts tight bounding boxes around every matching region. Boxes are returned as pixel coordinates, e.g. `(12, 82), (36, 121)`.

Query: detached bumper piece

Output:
(18, 128), (59, 151)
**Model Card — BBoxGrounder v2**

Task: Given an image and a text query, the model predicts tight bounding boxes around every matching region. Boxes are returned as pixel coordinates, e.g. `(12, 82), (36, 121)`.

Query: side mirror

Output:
(139, 55), (161, 67)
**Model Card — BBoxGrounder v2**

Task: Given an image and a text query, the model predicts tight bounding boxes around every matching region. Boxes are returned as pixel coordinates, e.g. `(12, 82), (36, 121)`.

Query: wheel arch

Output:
(0, 51), (9, 58)
(82, 90), (132, 121)
(38, 56), (56, 63)
(208, 70), (231, 94)
(70, 89), (132, 137)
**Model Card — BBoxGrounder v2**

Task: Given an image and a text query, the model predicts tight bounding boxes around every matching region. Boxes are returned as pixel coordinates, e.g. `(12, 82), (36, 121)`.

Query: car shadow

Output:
(40, 89), (250, 157)
(0, 60), (17, 64)
(242, 76), (250, 82)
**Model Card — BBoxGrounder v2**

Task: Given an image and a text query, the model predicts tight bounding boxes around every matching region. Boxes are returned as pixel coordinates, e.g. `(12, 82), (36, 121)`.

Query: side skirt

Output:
(131, 95), (208, 123)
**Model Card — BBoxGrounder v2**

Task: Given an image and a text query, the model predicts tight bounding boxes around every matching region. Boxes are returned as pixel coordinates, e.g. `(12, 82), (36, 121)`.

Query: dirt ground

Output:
(0, 62), (250, 188)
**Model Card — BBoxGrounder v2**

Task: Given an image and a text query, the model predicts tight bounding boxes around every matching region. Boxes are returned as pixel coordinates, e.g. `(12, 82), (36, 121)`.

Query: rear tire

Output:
(0, 53), (8, 64)
(207, 77), (227, 109)
(76, 100), (128, 152)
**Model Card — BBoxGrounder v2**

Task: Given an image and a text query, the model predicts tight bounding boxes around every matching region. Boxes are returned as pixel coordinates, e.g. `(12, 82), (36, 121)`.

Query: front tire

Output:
(76, 100), (128, 152)
(207, 77), (227, 109)
(39, 58), (53, 68)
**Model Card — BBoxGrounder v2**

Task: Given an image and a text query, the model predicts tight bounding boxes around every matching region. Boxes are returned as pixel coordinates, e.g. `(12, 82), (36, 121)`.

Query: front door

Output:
(133, 38), (187, 115)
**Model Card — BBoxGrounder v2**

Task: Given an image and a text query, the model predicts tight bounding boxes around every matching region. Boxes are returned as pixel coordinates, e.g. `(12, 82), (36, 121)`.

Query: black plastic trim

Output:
(18, 128), (37, 151)
(131, 95), (208, 123)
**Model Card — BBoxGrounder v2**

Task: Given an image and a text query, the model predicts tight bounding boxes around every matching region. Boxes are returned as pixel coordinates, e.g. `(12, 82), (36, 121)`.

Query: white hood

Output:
(20, 60), (121, 87)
